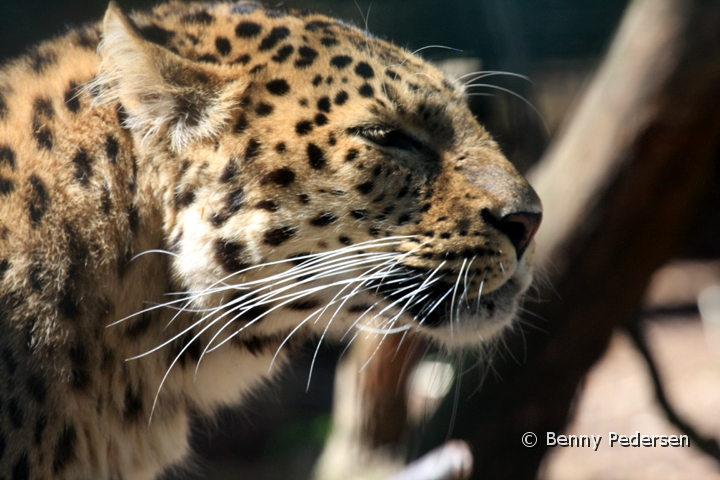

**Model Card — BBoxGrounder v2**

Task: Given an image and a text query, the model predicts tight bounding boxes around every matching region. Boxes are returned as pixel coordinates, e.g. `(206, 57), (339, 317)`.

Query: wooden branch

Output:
(313, 333), (425, 480)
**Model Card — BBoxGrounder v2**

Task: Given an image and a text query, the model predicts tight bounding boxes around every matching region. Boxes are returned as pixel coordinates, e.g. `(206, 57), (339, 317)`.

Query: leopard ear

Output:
(94, 2), (246, 152)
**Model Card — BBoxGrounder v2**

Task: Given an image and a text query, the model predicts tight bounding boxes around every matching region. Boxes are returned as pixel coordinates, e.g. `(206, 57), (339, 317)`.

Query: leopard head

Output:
(95, 1), (541, 351)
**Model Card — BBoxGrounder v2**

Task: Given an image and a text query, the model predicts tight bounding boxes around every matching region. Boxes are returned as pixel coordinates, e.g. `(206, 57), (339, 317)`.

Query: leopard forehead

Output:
(122, 0), (474, 150)
(139, 1), (460, 100)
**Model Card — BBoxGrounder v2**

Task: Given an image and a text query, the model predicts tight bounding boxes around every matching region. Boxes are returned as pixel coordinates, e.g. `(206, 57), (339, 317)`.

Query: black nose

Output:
(482, 209), (542, 259)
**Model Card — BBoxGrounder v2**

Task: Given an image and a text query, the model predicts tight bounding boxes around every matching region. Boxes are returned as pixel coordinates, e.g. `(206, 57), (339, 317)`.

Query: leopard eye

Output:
(349, 126), (423, 152)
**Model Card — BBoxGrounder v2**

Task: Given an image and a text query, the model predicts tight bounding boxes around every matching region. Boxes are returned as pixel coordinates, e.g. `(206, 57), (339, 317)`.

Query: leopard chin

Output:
(357, 240), (537, 348)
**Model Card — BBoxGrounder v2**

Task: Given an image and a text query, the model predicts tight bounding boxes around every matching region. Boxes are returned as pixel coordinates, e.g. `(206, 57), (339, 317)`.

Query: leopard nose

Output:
(482, 209), (542, 259)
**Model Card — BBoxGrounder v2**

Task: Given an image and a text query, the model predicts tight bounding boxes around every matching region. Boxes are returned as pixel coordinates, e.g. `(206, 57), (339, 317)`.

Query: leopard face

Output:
(92, 1), (541, 350)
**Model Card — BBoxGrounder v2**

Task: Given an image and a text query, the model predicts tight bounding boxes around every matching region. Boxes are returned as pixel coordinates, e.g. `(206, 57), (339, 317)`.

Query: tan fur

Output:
(0, 2), (541, 478)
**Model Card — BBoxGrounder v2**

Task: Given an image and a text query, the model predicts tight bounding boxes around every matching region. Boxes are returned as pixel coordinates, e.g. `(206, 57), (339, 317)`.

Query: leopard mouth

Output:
(204, 238), (531, 347)
(367, 264), (525, 332)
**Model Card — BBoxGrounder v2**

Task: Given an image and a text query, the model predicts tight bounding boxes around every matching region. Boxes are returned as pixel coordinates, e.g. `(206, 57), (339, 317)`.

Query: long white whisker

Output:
(458, 71), (533, 87)
(357, 294), (433, 335)
(126, 312), (207, 362)
(129, 249), (181, 262)
(382, 45), (461, 85)
(184, 236), (414, 296)
(358, 282), (424, 329)
(205, 277), (380, 359)
(404, 72), (438, 83)
(106, 294), (192, 327)
(450, 259), (467, 333)
(133, 234), (433, 417)
(133, 260), (400, 365)
(358, 314), (400, 372)
(409, 45), (462, 57)
(197, 239), (408, 293)
(359, 269), (445, 334)
(465, 83), (550, 134)
(337, 269), (429, 348)
(417, 287), (453, 327)
(460, 257), (475, 310)
(194, 253), (400, 311)
(269, 308), (324, 371)
(476, 272), (487, 312)
(207, 252), (416, 359)
(304, 258), (415, 389)
(305, 278), (372, 390)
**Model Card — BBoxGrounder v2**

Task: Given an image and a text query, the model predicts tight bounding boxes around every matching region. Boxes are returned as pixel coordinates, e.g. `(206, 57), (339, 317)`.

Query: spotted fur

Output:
(0, 2), (541, 478)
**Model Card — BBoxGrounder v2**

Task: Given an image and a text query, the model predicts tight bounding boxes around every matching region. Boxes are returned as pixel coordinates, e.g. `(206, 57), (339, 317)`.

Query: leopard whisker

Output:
(374, 293), (433, 336)
(269, 306), (327, 372)
(172, 236), (414, 296)
(351, 0), (372, 34)
(343, 286), (418, 350)
(192, 252), (401, 307)
(361, 281), (425, 324)
(388, 260), (448, 338)
(204, 280), (358, 359)
(450, 259), (467, 333)
(417, 287), (454, 327)
(338, 298), (384, 344)
(200, 264), (402, 372)
(404, 72), (440, 83)
(198, 283), (335, 372)
(385, 285), (438, 329)
(207, 262), (410, 359)
(194, 246), (404, 299)
(306, 264), (420, 361)
(464, 84), (550, 134)
(458, 70), (533, 87)
(126, 309), (211, 362)
(192, 248), (401, 296)
(305, 272), (386, 390)
(301, 244), (427, 363)
(352, 281), (428, 338)
(135, 237), (426, 412)
(219, 253), (404, 320)
(149, 305), (232, 423)
(460, 257), (475, 311)
(382, 45), (460, 85)
(476, 272), (487, 312)
(161, 238), (418, 317)
(359, 270), (443, 332)
(106, 294), (192, 327)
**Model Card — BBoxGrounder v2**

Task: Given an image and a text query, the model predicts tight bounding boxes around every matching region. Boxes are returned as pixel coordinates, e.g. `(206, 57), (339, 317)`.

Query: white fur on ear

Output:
(90, 2), (246, 153)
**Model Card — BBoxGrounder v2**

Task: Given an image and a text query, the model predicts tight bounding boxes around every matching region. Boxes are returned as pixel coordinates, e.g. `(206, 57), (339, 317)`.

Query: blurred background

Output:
(4, 1), (720, 479)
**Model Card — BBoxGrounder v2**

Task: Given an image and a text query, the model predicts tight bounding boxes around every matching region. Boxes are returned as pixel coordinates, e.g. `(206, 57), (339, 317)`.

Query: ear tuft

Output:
(90, 2), (245, 152)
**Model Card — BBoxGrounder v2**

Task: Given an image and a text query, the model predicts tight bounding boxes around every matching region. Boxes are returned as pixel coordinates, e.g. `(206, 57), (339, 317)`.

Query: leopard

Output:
(0, 1), (542, 478)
